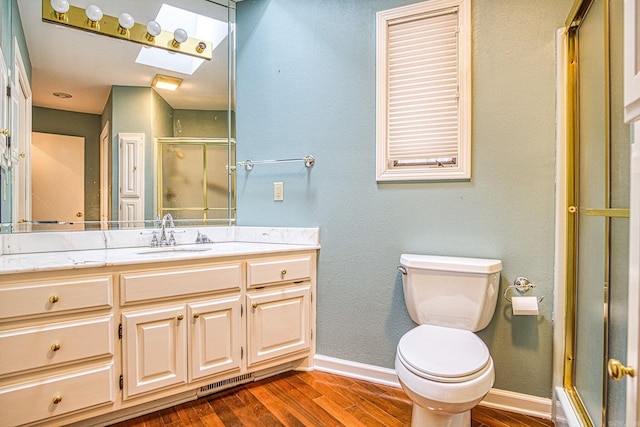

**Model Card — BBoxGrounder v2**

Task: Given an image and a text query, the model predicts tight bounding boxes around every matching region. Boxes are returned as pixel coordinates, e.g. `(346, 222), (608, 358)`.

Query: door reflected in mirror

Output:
(2, 0), (236, 233)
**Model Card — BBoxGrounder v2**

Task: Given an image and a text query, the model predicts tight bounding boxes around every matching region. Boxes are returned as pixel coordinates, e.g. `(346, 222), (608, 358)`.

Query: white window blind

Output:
(376, 0), (471, 181)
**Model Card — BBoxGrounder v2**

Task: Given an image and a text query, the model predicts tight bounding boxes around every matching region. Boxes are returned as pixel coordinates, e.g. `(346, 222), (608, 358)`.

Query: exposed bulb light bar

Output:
(41, 0), (212, 60)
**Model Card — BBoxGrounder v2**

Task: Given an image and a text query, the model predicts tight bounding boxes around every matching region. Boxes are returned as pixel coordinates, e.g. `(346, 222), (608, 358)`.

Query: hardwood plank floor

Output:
(108, 371), (554, 427)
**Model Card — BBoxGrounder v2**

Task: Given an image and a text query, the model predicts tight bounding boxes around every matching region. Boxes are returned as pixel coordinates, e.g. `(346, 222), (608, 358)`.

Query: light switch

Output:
(274, 182), (284, 201)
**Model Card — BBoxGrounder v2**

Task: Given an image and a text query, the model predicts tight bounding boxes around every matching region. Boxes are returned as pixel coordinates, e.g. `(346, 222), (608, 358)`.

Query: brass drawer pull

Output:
(193, 312), (200, 319)
(52, 395), (63, 405)
(281, 269), (287, 275)
(177, 314), (184, 321)
(51, 343), (61, 352)
(49, 295), (60, 304)
(252, 303), (258, 309)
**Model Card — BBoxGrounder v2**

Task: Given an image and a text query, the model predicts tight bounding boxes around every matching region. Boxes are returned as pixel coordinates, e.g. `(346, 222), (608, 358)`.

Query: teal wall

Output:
(236, 0), (571, 398)
(32, 107), (102, 221)
(173, 110), (235, 138)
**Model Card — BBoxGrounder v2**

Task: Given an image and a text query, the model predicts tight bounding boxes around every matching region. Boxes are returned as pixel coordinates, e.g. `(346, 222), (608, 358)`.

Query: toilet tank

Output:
(399, 254), (502, 331)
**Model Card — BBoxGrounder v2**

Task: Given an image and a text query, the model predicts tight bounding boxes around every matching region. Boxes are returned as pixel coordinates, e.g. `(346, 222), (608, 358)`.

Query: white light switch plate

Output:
(274, 182), (284, 201)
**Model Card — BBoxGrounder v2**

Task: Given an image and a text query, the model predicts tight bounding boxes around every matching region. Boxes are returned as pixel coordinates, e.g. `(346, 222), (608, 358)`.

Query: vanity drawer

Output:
(0, 315), (114, 376)
(0, 363), (115, 426)
(121, 263), (242, 304)
(247, 256), (312, 288)
(0, 276), (113, 321)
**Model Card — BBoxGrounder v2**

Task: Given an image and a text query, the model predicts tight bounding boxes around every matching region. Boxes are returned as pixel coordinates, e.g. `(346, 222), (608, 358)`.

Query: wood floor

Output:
(108, 370), (554, 427)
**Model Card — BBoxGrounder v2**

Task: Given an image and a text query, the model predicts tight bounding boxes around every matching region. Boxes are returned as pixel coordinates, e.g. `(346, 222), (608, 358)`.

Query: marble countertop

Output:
(0, 227), (320, 275)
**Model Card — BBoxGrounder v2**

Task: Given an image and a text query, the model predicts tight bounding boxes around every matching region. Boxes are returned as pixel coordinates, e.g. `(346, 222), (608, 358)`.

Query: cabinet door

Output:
(188, 296), (242, 381)
(122, 305), (186, 399)
(247, 285), (311, 366)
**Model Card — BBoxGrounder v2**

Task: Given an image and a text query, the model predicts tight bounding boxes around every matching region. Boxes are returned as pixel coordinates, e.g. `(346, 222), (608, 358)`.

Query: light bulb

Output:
(146, 20), (161, 42)
(50, 0), (69, 14)
(173, 28), (188, 44)
(146, 20), (161, 37)
(118, 12), (135, 30)
(85, 5), (103, 25)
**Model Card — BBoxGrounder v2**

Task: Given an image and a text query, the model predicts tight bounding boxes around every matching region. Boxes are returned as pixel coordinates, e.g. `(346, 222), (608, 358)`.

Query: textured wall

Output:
(236, 0), (571, 398)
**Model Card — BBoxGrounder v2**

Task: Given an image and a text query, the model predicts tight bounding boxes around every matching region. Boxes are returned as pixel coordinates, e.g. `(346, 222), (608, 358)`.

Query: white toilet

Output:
(395, 254), (502, 427)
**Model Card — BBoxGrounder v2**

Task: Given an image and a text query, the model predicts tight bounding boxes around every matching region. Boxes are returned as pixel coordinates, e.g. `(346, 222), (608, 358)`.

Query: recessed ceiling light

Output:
(151, 74), (183, 91)
(53, 92), (72, 99)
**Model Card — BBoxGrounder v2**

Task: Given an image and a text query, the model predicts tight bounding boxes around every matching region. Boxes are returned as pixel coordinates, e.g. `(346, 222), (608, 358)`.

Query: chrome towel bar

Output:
(237, 155), (315, 171)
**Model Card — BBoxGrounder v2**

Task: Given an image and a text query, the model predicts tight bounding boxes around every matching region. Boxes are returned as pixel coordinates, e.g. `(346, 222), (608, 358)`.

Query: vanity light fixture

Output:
(84, 4), (102, 28)
(41, 0), (212, 60)
(151, 74), (182, 91)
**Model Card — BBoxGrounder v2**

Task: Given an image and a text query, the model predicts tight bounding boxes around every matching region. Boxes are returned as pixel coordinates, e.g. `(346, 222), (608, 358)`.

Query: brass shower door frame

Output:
(563, 0), (629, 425)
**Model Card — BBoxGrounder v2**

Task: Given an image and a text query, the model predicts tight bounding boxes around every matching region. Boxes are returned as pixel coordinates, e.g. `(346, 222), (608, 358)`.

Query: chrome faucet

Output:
(159, 213), (176, 246)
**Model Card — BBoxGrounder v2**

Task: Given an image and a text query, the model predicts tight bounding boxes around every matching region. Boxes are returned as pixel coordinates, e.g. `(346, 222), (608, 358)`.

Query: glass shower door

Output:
(567, 0), (630, 425)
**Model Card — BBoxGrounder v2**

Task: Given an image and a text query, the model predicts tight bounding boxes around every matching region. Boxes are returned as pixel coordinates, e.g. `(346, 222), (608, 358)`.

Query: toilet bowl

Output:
(396, 254), (502, 427)
(395, 324), (494, 426)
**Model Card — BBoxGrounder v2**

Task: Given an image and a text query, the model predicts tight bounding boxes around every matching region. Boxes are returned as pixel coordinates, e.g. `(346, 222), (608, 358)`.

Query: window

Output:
(376, 0), (471, 181)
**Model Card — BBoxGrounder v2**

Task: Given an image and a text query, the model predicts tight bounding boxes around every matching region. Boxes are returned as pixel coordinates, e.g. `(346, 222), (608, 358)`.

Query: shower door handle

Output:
(608, 358), (636, 380)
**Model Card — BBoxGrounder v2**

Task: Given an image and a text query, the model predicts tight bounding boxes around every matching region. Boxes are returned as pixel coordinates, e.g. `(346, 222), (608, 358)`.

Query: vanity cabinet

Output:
(246, 255), (314, 367)
(0, 248), (317, 426)
(0, 275), (116, 427)
(120, 263), (243, 400)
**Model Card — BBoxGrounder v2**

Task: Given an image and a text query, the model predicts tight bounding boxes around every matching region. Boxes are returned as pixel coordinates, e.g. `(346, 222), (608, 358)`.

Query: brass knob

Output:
(76, 212), (83, 218)
(177, 314), (184, 321)
(252, 303), (258, 309)
(193, 312), (200, 319)
(281, 269), (287, 275)
(19, 152), (26, 158)
(0, 129), (8, 136)
(568, 206), (577, 213)
(49, 295), (60, 304)
(52, 395), (62, 405)
(51, 343), (61, 352)
(608, 359), (635, 380)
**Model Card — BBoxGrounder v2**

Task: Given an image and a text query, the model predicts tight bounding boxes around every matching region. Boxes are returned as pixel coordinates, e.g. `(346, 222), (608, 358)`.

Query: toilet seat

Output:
(397, 324), (491, 383)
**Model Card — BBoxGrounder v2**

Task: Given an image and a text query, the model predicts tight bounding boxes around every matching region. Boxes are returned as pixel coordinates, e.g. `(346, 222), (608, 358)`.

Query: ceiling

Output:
(16, 0), (232, 115)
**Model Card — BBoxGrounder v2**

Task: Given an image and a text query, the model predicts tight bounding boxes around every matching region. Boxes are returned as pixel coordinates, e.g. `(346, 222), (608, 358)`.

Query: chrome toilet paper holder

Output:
(503, 277), (544, 303)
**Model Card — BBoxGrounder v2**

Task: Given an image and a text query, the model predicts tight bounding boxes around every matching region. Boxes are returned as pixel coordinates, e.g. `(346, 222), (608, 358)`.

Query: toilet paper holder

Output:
(503, 277), (544, 303)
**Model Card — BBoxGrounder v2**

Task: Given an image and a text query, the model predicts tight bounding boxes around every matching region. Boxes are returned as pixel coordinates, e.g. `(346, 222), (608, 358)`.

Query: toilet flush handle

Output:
(397, 266), (407, 275)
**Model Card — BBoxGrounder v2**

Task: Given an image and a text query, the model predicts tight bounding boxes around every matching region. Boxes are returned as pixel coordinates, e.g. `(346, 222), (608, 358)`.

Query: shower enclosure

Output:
(156, 137), (236, 223)
(557, 0), (630, 425)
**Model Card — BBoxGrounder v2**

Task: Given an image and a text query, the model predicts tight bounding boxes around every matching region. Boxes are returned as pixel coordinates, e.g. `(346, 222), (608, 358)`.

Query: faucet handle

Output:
(168, 230), (176, 246)
(150, 231), (159, 247)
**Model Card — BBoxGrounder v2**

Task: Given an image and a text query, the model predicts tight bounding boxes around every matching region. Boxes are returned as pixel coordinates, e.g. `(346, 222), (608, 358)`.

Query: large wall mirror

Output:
(0, 0), (236, 233)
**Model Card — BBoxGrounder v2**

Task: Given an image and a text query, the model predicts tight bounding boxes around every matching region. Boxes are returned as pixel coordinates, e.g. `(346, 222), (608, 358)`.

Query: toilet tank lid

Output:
(400, 254), (502, 274)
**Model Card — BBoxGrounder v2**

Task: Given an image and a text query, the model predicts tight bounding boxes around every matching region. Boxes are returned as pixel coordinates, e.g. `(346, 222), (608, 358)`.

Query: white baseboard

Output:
(313, 354), (552, 420)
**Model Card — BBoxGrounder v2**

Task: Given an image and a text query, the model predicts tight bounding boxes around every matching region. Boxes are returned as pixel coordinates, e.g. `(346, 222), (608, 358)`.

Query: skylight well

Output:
(135, 3), (228, 75)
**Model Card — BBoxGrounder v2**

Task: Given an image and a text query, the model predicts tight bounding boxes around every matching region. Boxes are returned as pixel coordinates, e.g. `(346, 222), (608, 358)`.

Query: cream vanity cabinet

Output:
(119, 262), (244, 399)
(246, 255), (314, 367)
(0, 248), (316, 426)
(0, 275), (116, 427)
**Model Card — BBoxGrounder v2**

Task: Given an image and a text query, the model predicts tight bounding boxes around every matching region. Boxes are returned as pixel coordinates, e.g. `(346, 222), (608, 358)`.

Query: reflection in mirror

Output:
(2, 0), (236, 233)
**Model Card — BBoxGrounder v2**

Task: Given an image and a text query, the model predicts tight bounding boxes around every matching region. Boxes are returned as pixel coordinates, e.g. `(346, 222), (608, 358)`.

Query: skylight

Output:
(135, 3), (228, 75)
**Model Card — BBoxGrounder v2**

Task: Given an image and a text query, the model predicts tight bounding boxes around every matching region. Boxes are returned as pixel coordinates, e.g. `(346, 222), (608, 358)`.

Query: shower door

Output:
(157, 138), (235, 223)
(565, 0), (630, 425)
